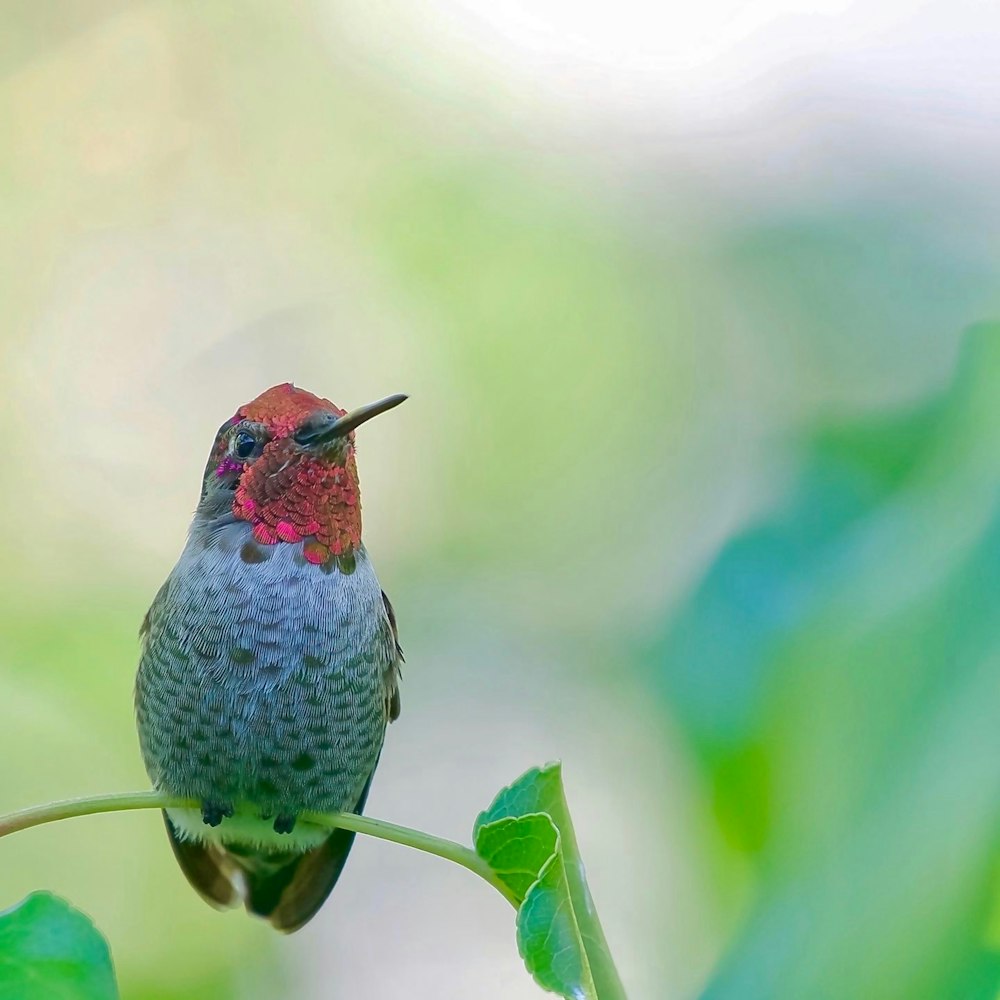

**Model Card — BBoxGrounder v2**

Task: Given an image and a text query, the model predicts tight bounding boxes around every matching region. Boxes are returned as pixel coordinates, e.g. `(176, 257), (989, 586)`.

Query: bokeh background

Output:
(0, 2), (998, 998)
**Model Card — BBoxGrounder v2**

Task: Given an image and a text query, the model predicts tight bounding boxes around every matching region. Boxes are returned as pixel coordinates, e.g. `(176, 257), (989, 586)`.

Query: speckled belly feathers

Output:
(135, 523), (399, 828)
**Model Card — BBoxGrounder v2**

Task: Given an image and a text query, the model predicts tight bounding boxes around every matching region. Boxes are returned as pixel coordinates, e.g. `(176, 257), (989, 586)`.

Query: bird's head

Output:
(198, 383), (406, 565)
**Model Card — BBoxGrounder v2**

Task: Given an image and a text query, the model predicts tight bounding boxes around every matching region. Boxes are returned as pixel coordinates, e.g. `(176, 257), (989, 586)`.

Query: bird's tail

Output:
(237, 827), (360, 932)
(162, 773), (375, 933)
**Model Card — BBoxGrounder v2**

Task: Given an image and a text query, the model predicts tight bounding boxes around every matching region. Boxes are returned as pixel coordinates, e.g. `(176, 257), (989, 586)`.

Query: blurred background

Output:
(0, 2), (998, 998)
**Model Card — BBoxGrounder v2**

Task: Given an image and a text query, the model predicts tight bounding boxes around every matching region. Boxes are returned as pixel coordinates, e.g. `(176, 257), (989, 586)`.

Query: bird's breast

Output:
(135, 521), (395, 820)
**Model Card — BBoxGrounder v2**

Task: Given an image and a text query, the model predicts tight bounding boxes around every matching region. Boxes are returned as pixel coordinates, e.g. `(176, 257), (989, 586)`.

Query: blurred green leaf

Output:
(654, 325), (1000, 1000)
(475, 764), (624, 1000)
(0, 891), (118, 999)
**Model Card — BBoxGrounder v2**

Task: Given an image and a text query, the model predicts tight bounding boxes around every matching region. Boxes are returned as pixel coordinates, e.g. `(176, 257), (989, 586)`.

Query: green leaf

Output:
(475, 763), (626, 1000)
(0, 891), (119, 1000)
(475, 813), (560, 903)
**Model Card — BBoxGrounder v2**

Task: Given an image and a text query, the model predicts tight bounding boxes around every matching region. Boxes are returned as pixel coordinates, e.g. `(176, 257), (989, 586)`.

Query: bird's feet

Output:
(273, 813), (297, 835)
(201, 801), (234, 827)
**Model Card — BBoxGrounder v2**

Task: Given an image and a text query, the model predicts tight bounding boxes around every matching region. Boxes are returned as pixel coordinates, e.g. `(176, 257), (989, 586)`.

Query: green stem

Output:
(0, 791), (519, 909)
(300, 808), (520, 907)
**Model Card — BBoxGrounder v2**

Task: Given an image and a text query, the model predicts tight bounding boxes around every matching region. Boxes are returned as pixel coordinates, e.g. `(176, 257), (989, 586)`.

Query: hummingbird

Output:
(135, 383), (405, 932)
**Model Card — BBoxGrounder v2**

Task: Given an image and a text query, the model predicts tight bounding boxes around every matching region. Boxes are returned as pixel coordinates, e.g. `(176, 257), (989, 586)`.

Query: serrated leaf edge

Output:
(473, 760), (563, 836)
(513, 817), (597, 1000)
(476, 803), (597, 1000)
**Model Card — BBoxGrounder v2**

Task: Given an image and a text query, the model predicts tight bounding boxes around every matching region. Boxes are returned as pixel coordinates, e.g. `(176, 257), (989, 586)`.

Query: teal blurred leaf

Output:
(651, 325), (1000, 999)
(475, 764), (625, 1000)
(722, 204), (993, 394)
(0, 891), (118, 999)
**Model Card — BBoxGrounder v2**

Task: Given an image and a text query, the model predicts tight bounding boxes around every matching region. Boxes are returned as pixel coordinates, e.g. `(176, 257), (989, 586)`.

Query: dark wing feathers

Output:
(163, 813), (240, 910)
(381, 589), (403, 722)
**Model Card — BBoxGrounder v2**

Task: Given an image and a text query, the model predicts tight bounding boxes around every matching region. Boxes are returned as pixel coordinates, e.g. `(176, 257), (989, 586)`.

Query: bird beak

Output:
(328, 393), (408, 438)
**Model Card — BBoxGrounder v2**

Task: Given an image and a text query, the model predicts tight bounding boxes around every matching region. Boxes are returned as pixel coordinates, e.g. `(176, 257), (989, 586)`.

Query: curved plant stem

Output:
(0, 791), (519, 908)
(299, 808), (519, 906)
(0, 791), (185, 836)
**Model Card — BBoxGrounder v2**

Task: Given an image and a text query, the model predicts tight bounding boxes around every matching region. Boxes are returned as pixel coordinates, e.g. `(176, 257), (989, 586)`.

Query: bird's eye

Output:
(233, 430), (257, 459)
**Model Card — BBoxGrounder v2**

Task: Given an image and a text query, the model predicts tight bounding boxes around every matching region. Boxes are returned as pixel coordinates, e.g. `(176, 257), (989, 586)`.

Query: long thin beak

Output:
(327, 393), (408, 438)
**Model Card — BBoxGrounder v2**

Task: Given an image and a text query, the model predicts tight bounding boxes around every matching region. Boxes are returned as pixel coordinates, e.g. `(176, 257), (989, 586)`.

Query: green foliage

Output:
(652, 325), (1000, 999)
(475, 763), (625, 1000)
(0, 766), (625, 1000)
(0, 891), (118, 1000)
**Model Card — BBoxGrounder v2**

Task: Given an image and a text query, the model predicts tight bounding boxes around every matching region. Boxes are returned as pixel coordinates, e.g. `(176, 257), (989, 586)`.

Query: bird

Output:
(135, 383), (406, 932)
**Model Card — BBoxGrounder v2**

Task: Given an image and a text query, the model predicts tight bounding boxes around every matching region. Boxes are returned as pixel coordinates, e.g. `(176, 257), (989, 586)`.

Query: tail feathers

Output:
(241, 827), (360, 932)
(162, 771), (376, 933)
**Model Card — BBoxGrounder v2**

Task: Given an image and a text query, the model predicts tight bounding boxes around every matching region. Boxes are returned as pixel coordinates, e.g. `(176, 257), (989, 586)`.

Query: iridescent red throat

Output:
(219, 383), (363, 565)
(232, 442), (361, 564)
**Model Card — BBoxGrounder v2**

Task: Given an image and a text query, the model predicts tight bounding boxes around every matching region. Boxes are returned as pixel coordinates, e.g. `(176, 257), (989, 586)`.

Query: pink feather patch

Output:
(274, 520), (301, 543)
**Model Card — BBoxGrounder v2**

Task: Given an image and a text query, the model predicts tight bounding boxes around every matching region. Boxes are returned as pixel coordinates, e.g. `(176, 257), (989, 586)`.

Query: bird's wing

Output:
(381, 590), (403, 722)
(162, 812), (241, 911)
